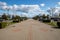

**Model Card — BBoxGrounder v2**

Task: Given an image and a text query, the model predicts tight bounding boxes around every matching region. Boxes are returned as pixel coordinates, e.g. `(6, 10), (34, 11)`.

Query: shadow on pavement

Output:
(52, 27), (60, 29)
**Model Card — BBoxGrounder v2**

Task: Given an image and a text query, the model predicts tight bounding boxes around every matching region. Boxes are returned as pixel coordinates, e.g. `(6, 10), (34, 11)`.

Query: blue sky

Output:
(0, 0), (60, 17)
(0, 0), (59, 6)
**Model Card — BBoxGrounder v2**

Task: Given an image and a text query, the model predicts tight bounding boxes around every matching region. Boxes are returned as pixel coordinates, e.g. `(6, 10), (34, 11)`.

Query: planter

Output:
(57, 21), (60, 27)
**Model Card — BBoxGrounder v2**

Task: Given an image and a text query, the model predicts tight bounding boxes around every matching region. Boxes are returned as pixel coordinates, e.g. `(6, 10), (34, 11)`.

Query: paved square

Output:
(0, 19), (60, 40)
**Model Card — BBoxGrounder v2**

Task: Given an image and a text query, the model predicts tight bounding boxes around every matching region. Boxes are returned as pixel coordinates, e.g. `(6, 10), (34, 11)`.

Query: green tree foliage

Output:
(12, 15), (20, 19)
(12, 15), (15, 20)
(2, 13), (8, 20)
(7, 14), (11, 20)
(12, 15), (20, 22)
(42, 14), (46, 19)
(42, 14), (50, 19)
(59, 13), (60, 17)
(33, 15), (40, 20)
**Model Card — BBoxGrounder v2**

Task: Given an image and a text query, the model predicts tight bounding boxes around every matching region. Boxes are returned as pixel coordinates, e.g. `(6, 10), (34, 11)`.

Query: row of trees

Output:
(33, 14), (60, 27)
(32, 14), (50, 20)
(0, 13), (28, 29)
(0, 13), (28, 21)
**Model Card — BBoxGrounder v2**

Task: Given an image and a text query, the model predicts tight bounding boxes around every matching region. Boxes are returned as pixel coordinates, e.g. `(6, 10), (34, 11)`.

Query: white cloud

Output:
(18, 5), (41, 17)
(57, 2), (60, 5)
(47, 7), (60, 17)
(0, 1), (7, 6)
(18, 5), (41, 13)
(55, 7), (60, 13)
(2, 5), (8, 10)
(9, 6), (13, 10)
(40, 3), (45, 7)
(21, 13), (28, 17)
(1, 4), (45, 17)
(0, 1), (47, 17)
(13, 4), (18, 10)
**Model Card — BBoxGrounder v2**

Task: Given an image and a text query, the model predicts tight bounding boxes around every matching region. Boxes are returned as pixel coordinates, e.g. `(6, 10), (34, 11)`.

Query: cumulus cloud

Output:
(9, 6), (13, 10)
(0, 1), (7, 10)
(0, 1), (46, 17)
(18, 5), (41, 17)
(55, 7), (60, 13)
(40, 3), (45, 7)
(57, 2), (60, 5)
(17, 5), (41, 13)
(0, 1), (7, 6)
(47, 7), (60, 17)
(2, 5), (8, 10)
(13, 4), (18, 10)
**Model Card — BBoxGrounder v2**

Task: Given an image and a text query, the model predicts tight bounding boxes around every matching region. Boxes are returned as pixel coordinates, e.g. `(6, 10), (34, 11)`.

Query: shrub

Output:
(57, 21), (60, 27)
(12, 15), (20, 22)
(49, 22), (57, 26)
(0, 22), (7, 29)
(2, 13), (8, 20)
(23, 17), (28, 20)
(13, 19), (20, 23)
(42, 19), (51, 23)
(20, 17), (23, 21)
(32, 15), (40, 20)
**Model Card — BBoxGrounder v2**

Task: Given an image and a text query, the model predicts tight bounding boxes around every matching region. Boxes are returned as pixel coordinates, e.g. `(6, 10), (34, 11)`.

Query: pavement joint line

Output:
(28, 26), (33, 40)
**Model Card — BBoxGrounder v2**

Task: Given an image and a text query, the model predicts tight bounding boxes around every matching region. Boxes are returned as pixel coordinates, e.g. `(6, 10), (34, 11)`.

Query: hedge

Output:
(57, 21), (60, 27)
(0, 22), (7, 29)
(42, 20), (51, 23)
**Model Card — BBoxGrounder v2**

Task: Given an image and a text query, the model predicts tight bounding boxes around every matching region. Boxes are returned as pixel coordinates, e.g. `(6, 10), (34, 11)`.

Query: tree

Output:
(14, 15), (20, 20)
(47, 8), (56, 17)
(59, 13), (60, 17)
(46, 15), (50, 19)
(2, 13), (8, 20)
(7, 14), (11, 20)
(42, 14), (46, 19)
(12, 15), (15, 20)
(12, 15), (20, 20)
(12, 15), (21, 22)
(33, 15), (40, 20)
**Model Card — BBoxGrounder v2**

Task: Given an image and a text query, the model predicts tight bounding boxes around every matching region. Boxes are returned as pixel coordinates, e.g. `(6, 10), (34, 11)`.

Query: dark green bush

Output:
(42, 20), (51, 23)
(13, 19), (20, 23)
(20, 18), (23, 21)
(13, 21), (19, 23)
(32, 15), (40, 20)
(0, 22), (7, 29)
(57, 21), (60, 27)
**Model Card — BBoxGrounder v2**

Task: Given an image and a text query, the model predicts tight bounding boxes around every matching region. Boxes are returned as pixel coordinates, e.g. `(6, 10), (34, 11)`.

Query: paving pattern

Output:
(0, 19), (60, 40)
